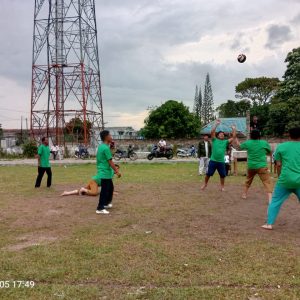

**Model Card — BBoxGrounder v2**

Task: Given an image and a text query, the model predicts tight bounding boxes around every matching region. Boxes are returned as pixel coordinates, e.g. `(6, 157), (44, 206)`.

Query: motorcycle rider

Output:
(50, 143), (59, 160)
(158, 138), (167, 153)
(127, 144), (134, 158)
(78, 143), (85, 157)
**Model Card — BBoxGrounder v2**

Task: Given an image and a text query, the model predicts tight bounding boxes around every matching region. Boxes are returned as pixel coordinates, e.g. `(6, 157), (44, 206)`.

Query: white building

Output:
(92, 126), (138, 145)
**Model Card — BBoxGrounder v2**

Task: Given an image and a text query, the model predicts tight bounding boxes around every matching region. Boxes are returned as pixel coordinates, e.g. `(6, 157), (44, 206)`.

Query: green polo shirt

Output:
(94, 143), (114, 181)
(211, 138), (229, 163)
(38, 144), (51, 168)
(275, 141), (300, 189)
(240, 139), (271, 169)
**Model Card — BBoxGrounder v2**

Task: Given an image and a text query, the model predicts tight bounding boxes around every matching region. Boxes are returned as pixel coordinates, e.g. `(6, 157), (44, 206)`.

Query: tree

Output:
(142, 100), (200, 139)
(0, 124), (3, 140)
(276, 47), (300, 100)
(202, 73), (214, 124)
(268, 47), (300, 135)
(217, 100), (251, 118)
(64, 117), (92, 142)
(193, 85), (202, 123)
(268, 97), (300, 136)
(22, 140), (38, 158)
(235, 77), (280, 105)
(250, 104), (270, 135)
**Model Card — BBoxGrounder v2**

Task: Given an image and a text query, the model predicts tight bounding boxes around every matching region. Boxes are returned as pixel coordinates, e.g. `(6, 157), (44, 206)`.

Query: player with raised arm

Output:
(201, 120), (236, 192)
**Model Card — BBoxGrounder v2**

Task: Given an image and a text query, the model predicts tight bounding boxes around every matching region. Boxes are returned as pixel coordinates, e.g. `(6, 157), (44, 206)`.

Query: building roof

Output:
(105, 126), (136, 131)
(201, 117), (247, 136)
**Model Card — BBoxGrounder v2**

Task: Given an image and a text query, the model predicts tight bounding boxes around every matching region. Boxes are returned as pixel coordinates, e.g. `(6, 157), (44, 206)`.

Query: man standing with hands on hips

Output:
(198, 134), (212, 176)
(35, 137), (52, 188)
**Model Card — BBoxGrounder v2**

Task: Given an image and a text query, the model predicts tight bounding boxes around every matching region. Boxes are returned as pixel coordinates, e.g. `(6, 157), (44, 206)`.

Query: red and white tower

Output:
(30, 0), (104, 145)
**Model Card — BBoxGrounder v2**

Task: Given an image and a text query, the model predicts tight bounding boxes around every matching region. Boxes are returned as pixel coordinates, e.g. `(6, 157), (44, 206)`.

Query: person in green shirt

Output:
(35, 137), (52, 188)
(237, 129), (272, 203)
(96, 130), (121, 215)
(262, 127), (300, 230)
(60, 164), (120, 197)
(201, 120), (236, 192)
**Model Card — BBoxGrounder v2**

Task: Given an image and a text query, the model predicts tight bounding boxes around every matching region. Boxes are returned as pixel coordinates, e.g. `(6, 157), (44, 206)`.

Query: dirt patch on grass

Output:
(5, 234), (57, 251)
(2, 180), (299, 251)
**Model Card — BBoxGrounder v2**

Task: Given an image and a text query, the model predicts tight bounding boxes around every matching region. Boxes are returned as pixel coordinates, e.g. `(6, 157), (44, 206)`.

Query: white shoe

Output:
(96, 209), (110, 215)
(104, 203), (113, 209)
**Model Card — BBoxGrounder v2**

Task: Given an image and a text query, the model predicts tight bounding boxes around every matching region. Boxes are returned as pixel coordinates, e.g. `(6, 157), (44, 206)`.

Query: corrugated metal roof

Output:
(201, 118), (247, 135)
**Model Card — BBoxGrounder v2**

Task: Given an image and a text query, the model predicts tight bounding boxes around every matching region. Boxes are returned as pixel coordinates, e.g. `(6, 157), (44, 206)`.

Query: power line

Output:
(0, 107), (29, 113)
(0, 114), (20, 121)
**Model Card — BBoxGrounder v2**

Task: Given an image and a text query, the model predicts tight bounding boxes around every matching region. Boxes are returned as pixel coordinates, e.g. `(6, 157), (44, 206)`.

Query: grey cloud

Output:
(0, 0), (299, 128)
(265, 24), (293, 49)
(230, 38), (241, 50)
(291, 13), (300, 24)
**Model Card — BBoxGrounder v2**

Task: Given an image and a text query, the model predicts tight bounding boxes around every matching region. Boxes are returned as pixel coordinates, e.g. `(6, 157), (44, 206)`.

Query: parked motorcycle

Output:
(177, 145), (196, 158)
(114, 146), (138, 161)
(75, 147), (90, 159)
(147, 145), (173, 160)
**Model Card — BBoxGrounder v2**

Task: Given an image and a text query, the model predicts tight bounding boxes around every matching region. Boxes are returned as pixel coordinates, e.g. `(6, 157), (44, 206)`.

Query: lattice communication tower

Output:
(30, 0), (104, 145)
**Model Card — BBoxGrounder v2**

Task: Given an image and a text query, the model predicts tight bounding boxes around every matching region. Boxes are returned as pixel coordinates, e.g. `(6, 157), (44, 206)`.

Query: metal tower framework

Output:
(30, 0), (104, 145)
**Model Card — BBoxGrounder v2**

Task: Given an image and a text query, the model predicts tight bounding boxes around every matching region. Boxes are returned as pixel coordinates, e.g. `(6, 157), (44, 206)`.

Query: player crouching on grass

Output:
(60, 164), (120, 197)
(236, 129), (273, 203)
(96, 130), (121, 215)
(262, 127), (300, 230)
(201, 119), (237, 192)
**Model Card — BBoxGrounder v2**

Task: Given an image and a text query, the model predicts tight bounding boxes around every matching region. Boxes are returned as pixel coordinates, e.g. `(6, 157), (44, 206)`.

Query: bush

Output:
(64, 146), (70, 158)
(22, 140), (38, 158)
(0, 149), (22, 159)
(172, 144), (178, 156)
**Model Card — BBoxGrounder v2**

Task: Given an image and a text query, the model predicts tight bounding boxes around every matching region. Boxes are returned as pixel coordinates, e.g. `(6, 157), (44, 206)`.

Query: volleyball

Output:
(237, 54), (247, 63)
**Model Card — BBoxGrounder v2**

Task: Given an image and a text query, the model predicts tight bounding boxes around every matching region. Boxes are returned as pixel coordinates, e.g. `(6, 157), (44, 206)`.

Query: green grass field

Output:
(0, 163), (299, 299)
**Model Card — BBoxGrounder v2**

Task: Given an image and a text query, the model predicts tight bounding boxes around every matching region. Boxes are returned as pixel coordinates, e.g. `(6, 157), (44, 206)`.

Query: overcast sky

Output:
(0, 0), (299, 129)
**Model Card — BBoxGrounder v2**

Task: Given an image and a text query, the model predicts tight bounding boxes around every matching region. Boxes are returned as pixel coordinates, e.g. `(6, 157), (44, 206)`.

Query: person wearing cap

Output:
(201, 120), (236, 192)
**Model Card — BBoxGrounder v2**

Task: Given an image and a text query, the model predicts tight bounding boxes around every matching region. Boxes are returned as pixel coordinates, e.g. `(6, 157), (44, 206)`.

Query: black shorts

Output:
(207, 160), (226, 178)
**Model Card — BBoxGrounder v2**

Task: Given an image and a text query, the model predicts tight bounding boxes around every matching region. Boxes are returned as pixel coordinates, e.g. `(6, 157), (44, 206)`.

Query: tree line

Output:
(217, 47), (300, 136)
(141, 47), (299, 139)
(140, 73), (215, 139)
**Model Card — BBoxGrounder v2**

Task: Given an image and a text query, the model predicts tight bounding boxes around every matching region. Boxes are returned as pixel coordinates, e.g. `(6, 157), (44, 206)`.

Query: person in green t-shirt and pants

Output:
(60, 164), (120, 197)
(201, 120), (236, 192)
(262, 127), (300, 230)
(237, 129), (272, 203)
(35, 137), (52, 188)
(96, 130), (121, 215)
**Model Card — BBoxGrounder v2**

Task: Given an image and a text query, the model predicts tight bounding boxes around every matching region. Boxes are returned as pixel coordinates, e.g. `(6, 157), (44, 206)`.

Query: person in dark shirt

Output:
(250, 116), (260, 132)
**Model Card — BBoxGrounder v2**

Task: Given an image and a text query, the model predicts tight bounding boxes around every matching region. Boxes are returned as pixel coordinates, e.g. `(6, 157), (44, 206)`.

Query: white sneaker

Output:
(104, 203), (113, 209)
(96, 209), (110, 215)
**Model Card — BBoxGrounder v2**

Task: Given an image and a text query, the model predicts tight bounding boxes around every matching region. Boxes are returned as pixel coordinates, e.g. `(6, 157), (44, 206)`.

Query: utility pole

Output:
(21, 116), (23, 143)
(246, 110), (250, 139)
